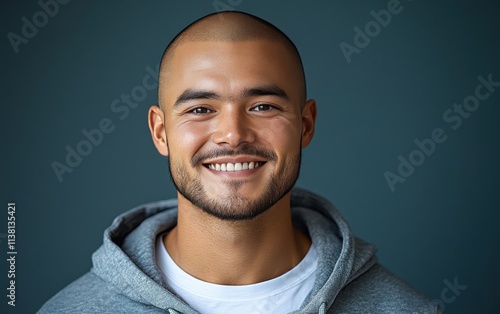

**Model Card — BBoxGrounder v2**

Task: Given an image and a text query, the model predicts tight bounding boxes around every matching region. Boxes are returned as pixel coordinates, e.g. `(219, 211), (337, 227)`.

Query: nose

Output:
(212, 106), (256, 148)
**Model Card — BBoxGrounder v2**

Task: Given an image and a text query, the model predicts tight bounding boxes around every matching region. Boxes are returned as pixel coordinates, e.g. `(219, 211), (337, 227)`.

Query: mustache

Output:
(191, 146), (278, 167)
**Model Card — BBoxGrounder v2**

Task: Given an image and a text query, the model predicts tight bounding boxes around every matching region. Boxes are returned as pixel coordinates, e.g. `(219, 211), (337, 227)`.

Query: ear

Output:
(301, 99), (317, 148)
(148, 105), (169, 156)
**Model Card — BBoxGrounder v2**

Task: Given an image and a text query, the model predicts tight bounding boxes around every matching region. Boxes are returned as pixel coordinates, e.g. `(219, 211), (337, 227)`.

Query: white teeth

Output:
(207, 161), (263, 172)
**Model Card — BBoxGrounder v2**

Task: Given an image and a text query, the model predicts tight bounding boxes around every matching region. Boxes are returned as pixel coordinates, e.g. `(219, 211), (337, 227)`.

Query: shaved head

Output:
(158, 11), (306, 108)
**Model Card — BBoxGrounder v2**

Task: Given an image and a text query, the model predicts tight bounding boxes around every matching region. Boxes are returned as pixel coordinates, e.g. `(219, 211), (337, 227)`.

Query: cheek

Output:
(257, 117), (301, 150)
(168, 122), (211, 158)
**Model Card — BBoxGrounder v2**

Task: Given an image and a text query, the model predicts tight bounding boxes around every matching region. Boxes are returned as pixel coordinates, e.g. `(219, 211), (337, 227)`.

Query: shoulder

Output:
(37, 271), (163, 314)
(331, 264), (441, 313)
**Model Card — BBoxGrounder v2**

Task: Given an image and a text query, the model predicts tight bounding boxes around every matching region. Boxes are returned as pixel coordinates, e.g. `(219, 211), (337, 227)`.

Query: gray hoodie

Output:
(39, 188), (440, 313)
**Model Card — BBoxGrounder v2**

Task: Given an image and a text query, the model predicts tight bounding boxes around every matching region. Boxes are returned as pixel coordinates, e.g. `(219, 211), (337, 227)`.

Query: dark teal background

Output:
(2, 0), (499, 313)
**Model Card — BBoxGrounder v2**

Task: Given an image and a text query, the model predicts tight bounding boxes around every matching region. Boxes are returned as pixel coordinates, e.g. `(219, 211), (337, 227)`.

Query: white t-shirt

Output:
(155, 233), (318, 314)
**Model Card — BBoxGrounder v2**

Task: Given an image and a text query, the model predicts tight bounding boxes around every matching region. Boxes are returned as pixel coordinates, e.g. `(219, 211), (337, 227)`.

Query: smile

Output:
(205, 161), (265, 172)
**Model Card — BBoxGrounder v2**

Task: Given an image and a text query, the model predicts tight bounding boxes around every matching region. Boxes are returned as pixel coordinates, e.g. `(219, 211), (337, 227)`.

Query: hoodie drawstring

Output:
(318, 302), (326, 314)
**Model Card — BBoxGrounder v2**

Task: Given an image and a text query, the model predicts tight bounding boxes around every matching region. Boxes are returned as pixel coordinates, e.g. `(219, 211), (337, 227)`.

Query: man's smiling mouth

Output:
(204, 161), (266, 172)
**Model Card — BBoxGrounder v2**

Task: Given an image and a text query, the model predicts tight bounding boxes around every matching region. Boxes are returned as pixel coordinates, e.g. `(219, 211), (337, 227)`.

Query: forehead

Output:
(160, 40), (302, 105)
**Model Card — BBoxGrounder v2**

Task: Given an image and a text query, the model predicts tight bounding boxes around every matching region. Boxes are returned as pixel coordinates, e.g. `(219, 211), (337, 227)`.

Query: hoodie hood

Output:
(91, 188), (377, 313)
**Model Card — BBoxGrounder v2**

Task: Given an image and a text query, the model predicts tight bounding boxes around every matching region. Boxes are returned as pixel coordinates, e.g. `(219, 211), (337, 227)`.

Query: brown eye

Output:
(190, 107), (214, 114)
(251, 104), (274, 112)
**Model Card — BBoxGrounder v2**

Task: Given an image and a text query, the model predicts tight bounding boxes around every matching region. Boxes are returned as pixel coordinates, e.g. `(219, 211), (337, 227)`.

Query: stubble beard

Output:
(167, 146), (302, 221)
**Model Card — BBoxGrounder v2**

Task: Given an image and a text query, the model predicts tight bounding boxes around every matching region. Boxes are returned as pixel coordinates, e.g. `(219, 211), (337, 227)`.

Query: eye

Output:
(251, 104), (275, 112)
(189, 107), (214, 114)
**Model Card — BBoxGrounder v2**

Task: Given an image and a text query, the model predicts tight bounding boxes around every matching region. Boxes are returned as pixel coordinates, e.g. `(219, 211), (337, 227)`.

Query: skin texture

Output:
(148, 13), (317, 285)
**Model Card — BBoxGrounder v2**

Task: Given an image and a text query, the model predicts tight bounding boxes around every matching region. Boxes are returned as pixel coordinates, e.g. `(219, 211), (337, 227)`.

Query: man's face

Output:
(156, 39), (315, 220)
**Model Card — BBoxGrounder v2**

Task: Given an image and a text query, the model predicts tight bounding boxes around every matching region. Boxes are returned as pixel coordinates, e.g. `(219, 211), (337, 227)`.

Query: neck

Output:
(164, 192), (311, 285)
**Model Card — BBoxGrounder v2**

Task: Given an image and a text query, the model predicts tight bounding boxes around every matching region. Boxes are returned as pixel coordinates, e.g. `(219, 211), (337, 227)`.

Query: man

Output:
(39, 11), (440, 313)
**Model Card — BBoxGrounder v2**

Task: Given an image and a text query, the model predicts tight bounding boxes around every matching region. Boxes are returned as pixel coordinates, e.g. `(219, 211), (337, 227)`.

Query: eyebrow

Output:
(173, 84), (290, 109)
(243, 85), (289, 100)
(173, 90), (220, 109)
